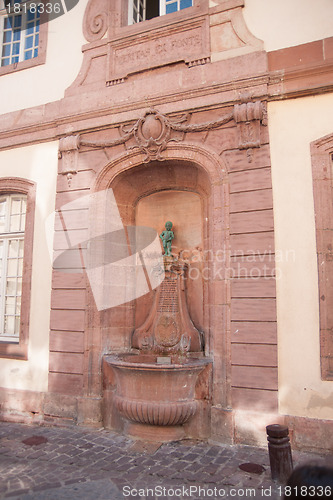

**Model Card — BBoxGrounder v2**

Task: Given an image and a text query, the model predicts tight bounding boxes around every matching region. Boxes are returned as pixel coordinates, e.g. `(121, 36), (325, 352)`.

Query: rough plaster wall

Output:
(0, 143), (57, 392)
(268, 93), (333, 420)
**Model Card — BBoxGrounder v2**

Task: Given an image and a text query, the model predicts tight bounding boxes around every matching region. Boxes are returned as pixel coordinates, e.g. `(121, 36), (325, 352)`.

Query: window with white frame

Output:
(0, 0), (40, 67)
(0, 194), (26, 342)
(129, 0), (193, 24)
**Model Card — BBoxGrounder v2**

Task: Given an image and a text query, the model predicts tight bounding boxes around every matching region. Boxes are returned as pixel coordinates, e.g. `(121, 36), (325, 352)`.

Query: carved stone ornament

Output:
(132, 256), (203, 354)
(114, 395), (197, 426)
(58, 135), (80, 187)
(79, 108), (235, 161)
(79, 103), (265, 161)
(234, 99), (267, 155)
(83, 0), (108, 43)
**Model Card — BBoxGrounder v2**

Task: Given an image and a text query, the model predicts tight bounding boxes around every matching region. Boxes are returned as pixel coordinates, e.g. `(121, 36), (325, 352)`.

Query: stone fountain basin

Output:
(104, 353), (211, 427)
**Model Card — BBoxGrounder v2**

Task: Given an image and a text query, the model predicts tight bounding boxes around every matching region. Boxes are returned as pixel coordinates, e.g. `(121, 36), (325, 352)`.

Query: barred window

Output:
(128, 0), (193, 24)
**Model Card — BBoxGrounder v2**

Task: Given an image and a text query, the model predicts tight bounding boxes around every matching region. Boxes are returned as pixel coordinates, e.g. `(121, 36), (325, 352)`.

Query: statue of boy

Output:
(160, 221), (174, 256)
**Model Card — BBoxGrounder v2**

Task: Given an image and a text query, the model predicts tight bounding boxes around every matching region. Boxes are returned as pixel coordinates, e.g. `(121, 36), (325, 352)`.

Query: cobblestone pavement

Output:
(0, 422), (331, 500)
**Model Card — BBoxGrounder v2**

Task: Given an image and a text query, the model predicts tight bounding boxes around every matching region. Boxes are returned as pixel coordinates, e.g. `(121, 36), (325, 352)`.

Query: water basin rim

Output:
(104, 354), (212, 370)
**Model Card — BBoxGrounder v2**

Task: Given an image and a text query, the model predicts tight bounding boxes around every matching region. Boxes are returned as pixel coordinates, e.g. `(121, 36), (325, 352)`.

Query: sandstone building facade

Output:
(0, 0), (332, 451)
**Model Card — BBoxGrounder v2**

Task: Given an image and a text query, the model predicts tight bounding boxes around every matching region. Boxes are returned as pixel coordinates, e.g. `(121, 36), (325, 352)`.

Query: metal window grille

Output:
(129, 0), (146, 24)
(128, 0), (192, 24)
(0, 194), (26, 342)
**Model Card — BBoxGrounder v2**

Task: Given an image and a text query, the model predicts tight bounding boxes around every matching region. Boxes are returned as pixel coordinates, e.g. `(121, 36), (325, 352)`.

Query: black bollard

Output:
(266, 424), (293, 483)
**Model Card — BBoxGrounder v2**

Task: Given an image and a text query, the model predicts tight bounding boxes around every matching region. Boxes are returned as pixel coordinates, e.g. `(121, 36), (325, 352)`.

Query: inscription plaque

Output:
(158, 279), (179, 313)
(107, 17), (209, 84)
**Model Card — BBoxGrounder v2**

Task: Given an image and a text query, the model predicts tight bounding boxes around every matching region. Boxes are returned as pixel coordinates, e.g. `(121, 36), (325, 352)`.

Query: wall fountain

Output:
(103, 221), (212, 442)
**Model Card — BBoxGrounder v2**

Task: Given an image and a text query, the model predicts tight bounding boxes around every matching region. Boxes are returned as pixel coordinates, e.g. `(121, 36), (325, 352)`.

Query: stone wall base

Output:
(211, 406), (333, 454)
(0, 388), (102, 428)
(0, 389), (332, 454)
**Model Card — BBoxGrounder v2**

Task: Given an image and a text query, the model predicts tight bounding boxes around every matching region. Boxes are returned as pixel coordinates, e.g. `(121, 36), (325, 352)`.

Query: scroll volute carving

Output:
(234, 99), (267, 152)
(83, 0), (109, 42)
(58, 135), (80, 188)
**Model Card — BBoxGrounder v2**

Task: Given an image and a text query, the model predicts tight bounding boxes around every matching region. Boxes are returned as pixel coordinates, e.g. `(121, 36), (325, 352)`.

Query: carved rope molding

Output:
(59, 102), (266, 168)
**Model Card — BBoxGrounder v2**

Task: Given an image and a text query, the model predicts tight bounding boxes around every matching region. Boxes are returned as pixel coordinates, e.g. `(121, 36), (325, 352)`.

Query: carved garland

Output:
(79, 108), (236, 161)
(58, 102), (266, 184)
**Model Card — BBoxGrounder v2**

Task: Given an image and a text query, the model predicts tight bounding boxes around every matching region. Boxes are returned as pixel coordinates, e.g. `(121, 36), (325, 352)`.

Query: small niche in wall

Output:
(135, 189), (204, 333)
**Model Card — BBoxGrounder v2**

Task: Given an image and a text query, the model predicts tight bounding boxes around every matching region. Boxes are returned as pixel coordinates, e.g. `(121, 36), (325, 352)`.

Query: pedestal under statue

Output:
(132, 221), (203, 354)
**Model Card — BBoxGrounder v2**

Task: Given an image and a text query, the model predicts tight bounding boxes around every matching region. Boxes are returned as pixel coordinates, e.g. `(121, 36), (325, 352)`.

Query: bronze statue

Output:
(160, 221), (174, 256)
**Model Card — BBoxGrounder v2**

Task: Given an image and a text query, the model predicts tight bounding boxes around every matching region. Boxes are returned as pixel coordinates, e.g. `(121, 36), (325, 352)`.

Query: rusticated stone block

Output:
(77, 396), (102, 426)
(43, 393), (77, 419)
(211, 406), (234, 445)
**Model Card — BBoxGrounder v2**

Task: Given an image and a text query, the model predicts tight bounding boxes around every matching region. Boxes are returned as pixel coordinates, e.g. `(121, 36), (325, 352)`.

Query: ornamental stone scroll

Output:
(58, 135), (81, 188)
(234, 100), (267, 160)
(79, 108), (235, 162)
(83, 0), (109, 42)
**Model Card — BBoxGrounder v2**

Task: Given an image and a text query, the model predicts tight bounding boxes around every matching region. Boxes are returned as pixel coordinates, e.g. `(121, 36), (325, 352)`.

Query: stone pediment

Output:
(66, 0), (264, 94)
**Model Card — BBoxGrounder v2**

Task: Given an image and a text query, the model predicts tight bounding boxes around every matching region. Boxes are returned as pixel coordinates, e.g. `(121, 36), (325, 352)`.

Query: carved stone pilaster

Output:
(233, 100), (266, 158)
(58, 135), (80, 188)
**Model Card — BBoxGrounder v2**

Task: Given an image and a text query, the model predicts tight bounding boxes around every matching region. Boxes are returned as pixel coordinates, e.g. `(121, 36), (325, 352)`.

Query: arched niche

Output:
(93, 144), (230, 406)
(103, 160), (210, 339)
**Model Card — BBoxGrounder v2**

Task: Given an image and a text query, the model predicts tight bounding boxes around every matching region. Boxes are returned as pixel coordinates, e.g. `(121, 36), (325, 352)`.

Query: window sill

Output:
(0, 341), (28, 360)
(0, 53), (46, 76)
